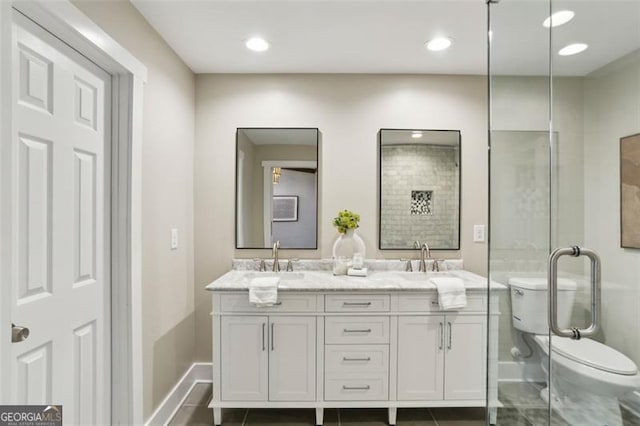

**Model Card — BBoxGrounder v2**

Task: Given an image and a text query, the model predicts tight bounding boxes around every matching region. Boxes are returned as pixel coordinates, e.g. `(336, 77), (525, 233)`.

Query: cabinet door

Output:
(397, 316), (444, 400)
(220, 316), (268, 401)
(269, 316), (316, 401)
(444, 315), (487, 400)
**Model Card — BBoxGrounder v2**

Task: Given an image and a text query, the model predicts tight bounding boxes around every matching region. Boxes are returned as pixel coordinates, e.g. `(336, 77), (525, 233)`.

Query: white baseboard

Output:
(498, 361), (545, 383)
(145, 362), (213, 426)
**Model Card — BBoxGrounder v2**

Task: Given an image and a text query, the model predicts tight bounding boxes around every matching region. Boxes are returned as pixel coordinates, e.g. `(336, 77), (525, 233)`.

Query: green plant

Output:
(333, 209), (360, 234)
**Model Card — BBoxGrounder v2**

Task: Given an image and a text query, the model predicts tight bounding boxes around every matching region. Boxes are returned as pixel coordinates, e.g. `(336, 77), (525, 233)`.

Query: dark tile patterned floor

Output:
(168, 382), (640, 425)
(167, 383), (485, 425)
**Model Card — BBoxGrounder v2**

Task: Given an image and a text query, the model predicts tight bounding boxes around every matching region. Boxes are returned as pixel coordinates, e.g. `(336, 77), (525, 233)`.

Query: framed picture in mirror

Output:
(273, 196), (298, 222)
(621, 133), (640, 249)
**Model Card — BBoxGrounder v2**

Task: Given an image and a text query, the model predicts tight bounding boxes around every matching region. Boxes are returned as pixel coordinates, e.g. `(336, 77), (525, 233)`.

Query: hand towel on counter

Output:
(249, 277), (280, 307)
(347, 267), (368, 277)
(430, 277), (466, 310)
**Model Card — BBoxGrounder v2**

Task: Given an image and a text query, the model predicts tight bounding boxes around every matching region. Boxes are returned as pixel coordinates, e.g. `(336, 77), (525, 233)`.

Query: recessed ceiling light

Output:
(558, 43), (588, 56)
(543, 10), (575, 28)
(245, 37), (269, 52)
(411, 131), (423, 138)
(426, 37), (452, 52)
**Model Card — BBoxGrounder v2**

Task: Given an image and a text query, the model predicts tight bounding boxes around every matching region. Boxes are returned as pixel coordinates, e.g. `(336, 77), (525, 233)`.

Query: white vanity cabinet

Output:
(397, 314), (486, 401)
(220, 316), (268, 401)
(210, 289), (498, 426)
(444, 315), (487, 400)
(268, 316), (317, 402)
(219, 315), (316, 402)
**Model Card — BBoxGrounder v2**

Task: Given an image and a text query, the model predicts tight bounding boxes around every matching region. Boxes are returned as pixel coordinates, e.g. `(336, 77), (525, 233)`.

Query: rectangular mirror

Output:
(236, 128), (318, 249)
(379, 129), (461, 250)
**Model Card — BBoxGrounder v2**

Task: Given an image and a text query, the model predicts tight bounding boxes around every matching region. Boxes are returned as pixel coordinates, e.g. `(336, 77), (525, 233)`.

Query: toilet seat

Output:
(534, 335), (637, 375)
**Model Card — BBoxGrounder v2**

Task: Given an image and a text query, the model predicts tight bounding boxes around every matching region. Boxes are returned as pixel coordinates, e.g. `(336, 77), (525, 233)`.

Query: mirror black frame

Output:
(378, 128), (461, 250)
(235, 127), (320, 250)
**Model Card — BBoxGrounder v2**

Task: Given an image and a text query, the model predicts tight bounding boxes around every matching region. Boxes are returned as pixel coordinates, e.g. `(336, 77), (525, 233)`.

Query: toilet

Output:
(509, 277), (640, 424)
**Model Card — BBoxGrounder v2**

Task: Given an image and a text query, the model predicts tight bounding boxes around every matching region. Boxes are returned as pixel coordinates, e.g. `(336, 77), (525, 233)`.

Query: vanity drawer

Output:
(325, 295), (390, 312)
(325, 373), (388, 401)
(325, 316), (390, 344)
(220, 293), (317, 313)
(325, 345), (389, 374)
(398, 294), (486, 312)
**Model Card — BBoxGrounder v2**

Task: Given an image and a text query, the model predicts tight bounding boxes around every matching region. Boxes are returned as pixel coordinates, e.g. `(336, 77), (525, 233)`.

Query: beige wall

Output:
(195, 74), (488, 361)
(71, 1), (196, 420)
(584, 52), (640, 366)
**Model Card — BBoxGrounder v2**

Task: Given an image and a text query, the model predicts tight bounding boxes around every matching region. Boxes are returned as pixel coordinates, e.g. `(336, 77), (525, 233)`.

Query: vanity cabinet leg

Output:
(213, 407), (221, 426)
(489, 407), (497, 425)
(388, 407), (397, 425)
(315, 407), (324, 425)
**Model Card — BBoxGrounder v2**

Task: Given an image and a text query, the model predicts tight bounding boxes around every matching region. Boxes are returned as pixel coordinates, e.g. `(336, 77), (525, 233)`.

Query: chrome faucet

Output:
(272, 240), (281, 272)
(433, 259), (444, 272)
(419, 243), (430, 273)
(401, 258), (413, 272)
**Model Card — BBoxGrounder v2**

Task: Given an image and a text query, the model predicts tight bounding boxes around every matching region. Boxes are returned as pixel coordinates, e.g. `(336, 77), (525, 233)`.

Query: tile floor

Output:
(497, 382), (640, 426)
(168, 382), (640, 425)
(168, 383), (486, 425)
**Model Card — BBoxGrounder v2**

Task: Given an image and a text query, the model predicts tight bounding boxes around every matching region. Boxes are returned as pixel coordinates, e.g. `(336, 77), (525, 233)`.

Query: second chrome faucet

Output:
(414, 240), (430, 272)
(272, 240), (280, 272)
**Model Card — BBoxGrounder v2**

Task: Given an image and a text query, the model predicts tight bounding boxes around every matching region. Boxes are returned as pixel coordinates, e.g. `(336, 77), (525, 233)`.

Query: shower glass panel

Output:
(488, 0), (640, 425)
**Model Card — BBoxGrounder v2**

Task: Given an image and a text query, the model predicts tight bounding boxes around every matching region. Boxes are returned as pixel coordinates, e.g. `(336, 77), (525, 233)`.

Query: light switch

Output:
(473, 225), (485, 243)
(170, 228), (179, 250)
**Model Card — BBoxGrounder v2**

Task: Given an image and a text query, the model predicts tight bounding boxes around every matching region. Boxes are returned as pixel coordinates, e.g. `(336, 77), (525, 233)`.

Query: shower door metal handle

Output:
(548, 246), (601, 340)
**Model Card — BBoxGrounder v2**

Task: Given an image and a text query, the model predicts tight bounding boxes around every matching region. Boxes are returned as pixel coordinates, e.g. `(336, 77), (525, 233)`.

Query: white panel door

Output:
(268, 316), (316, 401)
(220, 316), (268, 401)
(397, 316), (444, 400)
(444, 315), (487, 400)
(7, 12), (111, 424)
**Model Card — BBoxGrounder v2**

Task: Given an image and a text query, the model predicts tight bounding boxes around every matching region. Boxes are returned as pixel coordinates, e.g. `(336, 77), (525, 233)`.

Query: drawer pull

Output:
(343, 357), (371, 362)
(431, 301), (439, 305)
(272, 301), (282, 306)
(343, 385), (370, 390)
(343, 328), (372, 333)
(343, 302), (372, 307)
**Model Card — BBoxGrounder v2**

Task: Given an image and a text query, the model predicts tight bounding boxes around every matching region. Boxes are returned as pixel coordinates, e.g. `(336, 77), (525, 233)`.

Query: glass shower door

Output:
(487, 1), (640, 425)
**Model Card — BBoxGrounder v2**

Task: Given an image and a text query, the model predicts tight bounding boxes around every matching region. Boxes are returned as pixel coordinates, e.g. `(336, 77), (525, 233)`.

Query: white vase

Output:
(332, 229), (366, 259)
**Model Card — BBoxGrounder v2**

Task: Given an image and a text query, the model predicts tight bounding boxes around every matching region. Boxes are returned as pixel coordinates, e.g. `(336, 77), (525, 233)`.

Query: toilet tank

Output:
(509, 277), (577, 334)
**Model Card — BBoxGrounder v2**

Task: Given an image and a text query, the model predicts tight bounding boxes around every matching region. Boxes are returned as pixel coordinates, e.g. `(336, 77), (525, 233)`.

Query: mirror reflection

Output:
(236, 128), (318, 249)
(379, 129), (461, 250)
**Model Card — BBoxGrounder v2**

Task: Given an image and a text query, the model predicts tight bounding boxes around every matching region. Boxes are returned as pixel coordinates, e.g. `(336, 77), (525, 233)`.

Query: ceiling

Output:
(131, 0), (640, 76)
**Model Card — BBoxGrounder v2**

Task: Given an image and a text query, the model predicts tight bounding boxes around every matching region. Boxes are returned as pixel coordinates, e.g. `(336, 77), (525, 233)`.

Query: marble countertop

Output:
(205, 268), (507, 292)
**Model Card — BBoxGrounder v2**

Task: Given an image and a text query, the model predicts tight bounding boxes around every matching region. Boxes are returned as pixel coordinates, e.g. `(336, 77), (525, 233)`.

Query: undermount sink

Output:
(243, 272), (305, 281)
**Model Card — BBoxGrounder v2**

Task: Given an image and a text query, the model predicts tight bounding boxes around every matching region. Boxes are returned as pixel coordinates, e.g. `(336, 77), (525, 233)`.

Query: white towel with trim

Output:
(431, 277), (466, 310)
(249, 277), (280, 307)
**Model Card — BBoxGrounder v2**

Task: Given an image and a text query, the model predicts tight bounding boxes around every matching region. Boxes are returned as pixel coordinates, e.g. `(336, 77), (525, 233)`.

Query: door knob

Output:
(11, 323), (30, 343)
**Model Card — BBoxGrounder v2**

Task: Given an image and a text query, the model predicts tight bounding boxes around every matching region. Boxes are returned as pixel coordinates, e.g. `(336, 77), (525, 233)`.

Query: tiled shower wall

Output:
(381, 144), (459, 248)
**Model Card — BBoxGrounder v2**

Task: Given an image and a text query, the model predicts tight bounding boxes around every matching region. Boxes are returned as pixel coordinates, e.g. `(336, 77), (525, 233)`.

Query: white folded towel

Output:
(431, 277), (466, 310)
(249, 277), (280, 307)
(347, 267), (368, 277)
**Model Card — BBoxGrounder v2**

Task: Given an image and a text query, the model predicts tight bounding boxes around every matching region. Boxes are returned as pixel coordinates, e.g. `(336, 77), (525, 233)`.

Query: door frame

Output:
(0, 1), (147, 424)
